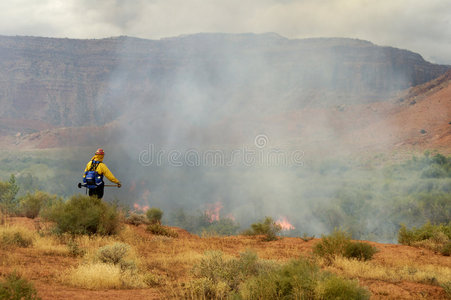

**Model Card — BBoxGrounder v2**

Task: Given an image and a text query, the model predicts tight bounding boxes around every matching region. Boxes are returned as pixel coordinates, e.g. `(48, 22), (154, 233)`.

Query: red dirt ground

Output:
(1, 217), (450, 299)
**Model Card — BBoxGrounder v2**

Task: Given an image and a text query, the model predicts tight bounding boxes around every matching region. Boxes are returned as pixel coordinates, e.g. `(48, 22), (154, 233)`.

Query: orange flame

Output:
(133, 203), (149, 212)
(276, 217), (295, 231)
(205, 201), (223, 223)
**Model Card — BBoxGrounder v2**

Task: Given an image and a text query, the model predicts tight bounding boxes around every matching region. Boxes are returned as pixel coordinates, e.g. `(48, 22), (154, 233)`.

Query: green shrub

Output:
(125, 213), (149, 226)
(0, 272), (41, 300)
(96, 243), (136, 271)
(189, 250), (275, 299)
(97, 243), (129, 265)
(146, 223), (178, 238)
(243, 216), (282, 241)
(398, 224), (416, 245)
(19, 190), (59, 219)
(441, 282), (451, 298)
(398, 222), (451, 255)
(421, 165), (448, 178)
(344, 242), (378, 261)
(201, 218), (240, 236)
(300, 233), (315, 242)
(240, 258), (321, 299)
(316, 275), (370, 300)
(240, 258), (370, 300)
(398, 222), (451, 245)
(42, 194), (120, 235)
(146, 208), (163, 225)
(186, 278), (229, 300)
(67, 239), (85, 257)
(313, 229), (352, 263)
(0, 175), (20, 217)
(441, 242), (451, 256)
(0, 226), (34, 249)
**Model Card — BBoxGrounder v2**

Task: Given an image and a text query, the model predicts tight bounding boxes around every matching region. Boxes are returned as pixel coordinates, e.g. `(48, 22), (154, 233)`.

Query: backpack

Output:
(83, 160), (104, 189)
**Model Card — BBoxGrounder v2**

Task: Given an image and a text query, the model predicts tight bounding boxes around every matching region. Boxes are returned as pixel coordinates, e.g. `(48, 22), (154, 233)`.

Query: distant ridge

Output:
(0, 33), (449, 131)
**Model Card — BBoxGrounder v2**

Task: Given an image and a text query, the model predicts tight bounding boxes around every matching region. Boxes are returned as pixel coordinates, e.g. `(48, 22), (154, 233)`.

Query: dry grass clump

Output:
(66, 263), (122, 289)
(146, 223), (178, 238)
(33, 235), (69, 256)
(328, 256), (451, 285)
(64, 242), (150, 289)
(0, 225), (34, 249)
(125, 213), (149, 226)
(64, 262), (147, 290)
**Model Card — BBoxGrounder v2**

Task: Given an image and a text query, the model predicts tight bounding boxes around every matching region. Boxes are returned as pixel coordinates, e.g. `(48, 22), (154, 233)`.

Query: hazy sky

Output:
(0, 0), (450, 64)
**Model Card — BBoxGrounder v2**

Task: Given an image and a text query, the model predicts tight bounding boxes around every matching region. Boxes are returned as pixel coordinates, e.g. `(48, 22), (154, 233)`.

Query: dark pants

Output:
(89, 183), (104, 199)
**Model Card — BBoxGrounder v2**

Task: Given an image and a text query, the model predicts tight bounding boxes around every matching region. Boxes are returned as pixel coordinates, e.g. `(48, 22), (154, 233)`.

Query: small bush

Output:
(344, 242), (378, 261)
(143, 273), (162, 287)
(67, 239), (85, 257)
(186, 278), (228, 299)
(441, 282), (451, 298)
(189, 250), (275, 299)
(0, 175), (20, 217)
(441, 242), (451, 256)
(146, 208), (163, 225)
(0, 272), (41, 300)
(313, 229), (351, 263)
(66, 242), (147, 289)
(301, 233), (315, 242)
(146, 223), (178, 238)
(96, 243), (134, 269)
(398, 222), (451, 255)
(243, 216), (282, 241)
(125, 213), (149, 226)
(316, 275), (370, 300)
(0, 226), (34, 249)
(19, 191), (60, 219)
(241, 258), (321, 299)
(42, 194), (120, 235)
(201, 218), (240, 236)
(240, 258), (370, 300)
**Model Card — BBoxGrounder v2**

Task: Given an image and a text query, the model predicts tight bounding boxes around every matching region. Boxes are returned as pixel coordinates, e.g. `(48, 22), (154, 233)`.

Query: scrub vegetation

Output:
(0, 151), (450, 298)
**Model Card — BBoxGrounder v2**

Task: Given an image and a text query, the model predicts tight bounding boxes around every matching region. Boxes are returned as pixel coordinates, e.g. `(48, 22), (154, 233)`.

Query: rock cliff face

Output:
(0, 34), (448, 130)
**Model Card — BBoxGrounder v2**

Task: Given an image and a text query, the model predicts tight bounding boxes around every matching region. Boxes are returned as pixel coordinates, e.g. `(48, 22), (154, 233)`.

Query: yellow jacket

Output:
(84, 154), (120, 184)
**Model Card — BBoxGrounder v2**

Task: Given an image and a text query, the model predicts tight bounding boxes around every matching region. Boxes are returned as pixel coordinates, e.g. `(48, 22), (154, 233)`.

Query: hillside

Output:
(2, 68), (451, 155)
(266, 69), (451, 156)
(1, 217), (450, 299)
(0, 34), (449, 132)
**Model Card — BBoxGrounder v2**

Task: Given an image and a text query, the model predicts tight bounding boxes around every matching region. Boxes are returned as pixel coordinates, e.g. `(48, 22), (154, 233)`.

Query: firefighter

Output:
(83, 148), (121, 199)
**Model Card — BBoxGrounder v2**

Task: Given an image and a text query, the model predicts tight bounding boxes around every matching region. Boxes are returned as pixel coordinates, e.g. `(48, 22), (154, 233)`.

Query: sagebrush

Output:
(146, 208), (163, 224)
(19, 190), (60, 219)
(42, 194), (120, 235)
(0, 272), (41, 300)
(243, 216), (282, 241)
(313, 229), (377, 262)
